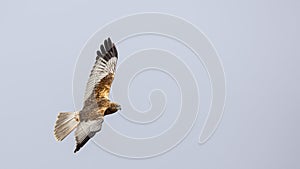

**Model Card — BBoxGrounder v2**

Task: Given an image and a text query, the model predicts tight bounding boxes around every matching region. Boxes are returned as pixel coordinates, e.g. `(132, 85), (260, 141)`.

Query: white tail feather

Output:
(54, 112), (80, 141)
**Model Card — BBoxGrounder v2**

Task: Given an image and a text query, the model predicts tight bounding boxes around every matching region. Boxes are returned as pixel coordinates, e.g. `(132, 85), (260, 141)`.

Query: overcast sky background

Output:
(0, 0), (299, 169)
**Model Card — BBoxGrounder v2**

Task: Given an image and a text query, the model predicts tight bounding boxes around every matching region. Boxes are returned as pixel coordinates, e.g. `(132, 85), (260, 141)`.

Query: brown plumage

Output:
(54, 38), (121, 153)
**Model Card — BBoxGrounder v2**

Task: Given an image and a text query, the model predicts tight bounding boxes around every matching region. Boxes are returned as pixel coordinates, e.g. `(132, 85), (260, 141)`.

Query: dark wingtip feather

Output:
(95, 37), (118, 62)
(74, 136), (91, 153)
(108, 38), (112, 47)
(100, 44), (106, 55)
(96, 50), (101, 56)
(104, 39), (109, 51)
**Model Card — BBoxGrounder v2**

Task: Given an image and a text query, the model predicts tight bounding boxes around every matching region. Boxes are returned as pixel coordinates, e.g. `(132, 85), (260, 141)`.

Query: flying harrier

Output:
(54, 38), (121, 153)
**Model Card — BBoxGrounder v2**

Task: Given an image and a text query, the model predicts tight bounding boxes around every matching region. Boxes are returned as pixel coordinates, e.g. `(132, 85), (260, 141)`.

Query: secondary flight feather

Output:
(54, 38), (121, 153)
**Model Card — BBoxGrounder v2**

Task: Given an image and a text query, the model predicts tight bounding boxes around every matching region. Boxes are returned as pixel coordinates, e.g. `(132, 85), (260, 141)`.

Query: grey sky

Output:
(0, 0), (299, 169)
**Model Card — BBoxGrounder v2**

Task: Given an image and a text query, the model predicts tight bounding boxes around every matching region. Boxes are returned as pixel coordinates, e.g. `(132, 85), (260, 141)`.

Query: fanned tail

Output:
(54, 112), (80, 141)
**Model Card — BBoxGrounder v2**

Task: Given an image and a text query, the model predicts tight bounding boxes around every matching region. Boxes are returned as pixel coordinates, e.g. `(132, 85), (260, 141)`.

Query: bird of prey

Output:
(54, 38), (121, 153)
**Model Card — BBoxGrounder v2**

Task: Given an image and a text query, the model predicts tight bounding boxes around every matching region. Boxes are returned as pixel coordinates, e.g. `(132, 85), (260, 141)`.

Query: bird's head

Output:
(112, 103), (122, 111)
(104, 102), (121, 116)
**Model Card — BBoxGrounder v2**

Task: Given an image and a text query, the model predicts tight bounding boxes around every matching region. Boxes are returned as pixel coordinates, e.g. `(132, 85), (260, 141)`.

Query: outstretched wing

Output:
(83, 38), (118, 104)
(74, 118), (103, 153)
(74, 109), (105, 153)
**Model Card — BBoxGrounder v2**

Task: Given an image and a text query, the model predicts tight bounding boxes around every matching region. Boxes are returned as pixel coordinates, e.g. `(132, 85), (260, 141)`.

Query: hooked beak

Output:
(117, 105), (122, 111)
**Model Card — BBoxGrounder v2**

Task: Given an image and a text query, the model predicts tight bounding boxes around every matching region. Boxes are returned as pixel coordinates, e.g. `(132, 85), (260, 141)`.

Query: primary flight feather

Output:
(54, 38), (121, 153)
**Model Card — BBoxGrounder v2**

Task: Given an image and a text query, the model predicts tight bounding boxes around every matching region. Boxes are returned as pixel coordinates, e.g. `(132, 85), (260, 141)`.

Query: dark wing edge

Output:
(83, 37), (118, 102)
(74, 118), (104, 153)
(74, 134), (93, 153)
(96, 37), (118, 61)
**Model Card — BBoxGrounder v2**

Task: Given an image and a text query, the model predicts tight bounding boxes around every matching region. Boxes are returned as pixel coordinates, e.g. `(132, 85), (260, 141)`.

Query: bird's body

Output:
(54, 38), (121, 153)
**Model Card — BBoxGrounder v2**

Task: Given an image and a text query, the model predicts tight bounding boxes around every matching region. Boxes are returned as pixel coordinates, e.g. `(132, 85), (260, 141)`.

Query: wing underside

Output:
(83, 38), (118, 103)
(74, 117), (104, 153)
(75, 38), (118, 153)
